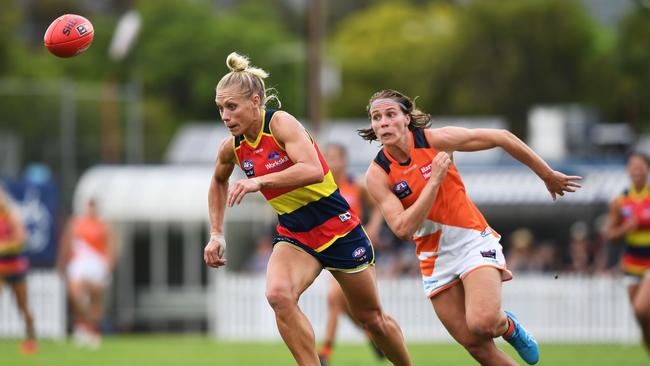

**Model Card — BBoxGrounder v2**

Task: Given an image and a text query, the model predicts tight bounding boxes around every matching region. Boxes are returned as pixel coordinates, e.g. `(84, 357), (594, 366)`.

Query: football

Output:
(43, 14), (94, 58)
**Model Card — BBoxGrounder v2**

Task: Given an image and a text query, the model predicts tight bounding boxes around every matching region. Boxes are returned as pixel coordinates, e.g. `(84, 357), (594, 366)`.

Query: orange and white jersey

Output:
(70, 216), (109, 260)
(373, 128), (511, 297)
(67, 216), (110, 285)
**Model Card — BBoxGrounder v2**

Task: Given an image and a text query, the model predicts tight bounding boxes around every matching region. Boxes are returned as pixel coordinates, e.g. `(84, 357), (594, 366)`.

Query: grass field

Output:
(0, 335), (647, 366)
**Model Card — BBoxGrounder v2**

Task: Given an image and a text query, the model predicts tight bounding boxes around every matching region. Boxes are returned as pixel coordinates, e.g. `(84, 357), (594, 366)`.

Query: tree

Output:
(616, 3), (650, 132)
(328, 1), (458, 118)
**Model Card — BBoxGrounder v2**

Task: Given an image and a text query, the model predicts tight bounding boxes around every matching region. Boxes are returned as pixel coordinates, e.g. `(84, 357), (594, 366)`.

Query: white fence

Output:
(0, 270), (66, 339)
(210, 272), (640, 344)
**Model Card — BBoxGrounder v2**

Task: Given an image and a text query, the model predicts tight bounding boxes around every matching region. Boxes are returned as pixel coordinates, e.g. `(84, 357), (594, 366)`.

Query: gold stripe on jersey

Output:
(626, 231), (650, 246)
(268, 171), (338, 215)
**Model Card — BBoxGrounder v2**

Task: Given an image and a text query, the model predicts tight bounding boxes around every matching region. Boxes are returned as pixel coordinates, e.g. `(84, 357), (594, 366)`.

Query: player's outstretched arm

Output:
(205, 137), (235, 268)
(427, 127), (582, 200)
(366, 152), (450, 240)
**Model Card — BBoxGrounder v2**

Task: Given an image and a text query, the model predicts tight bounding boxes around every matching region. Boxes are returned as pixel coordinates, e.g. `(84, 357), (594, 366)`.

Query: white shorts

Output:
(418, 225), (512, 298)
(67, 250), (110, 287)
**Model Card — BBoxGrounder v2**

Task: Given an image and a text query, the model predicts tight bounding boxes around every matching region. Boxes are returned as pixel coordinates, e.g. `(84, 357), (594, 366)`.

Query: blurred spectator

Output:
(57, 198), (117, 349)
(567, 221), (592, 273)
(506, 228), (535, 273)
(592, 214), (622, 275)
(244, 225), (274, 273)
(530, 240), (561, 273)
(0, 185), (36, 354)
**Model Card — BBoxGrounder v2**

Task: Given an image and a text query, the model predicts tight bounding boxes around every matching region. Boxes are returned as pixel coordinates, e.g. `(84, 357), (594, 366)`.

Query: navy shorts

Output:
(273, 224), (375, 272)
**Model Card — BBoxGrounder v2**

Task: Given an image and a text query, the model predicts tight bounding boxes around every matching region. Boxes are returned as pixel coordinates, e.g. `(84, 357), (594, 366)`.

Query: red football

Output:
(44, 14), (94, 58)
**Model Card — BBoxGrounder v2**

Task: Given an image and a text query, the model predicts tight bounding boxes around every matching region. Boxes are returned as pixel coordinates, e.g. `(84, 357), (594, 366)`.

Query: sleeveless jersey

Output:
(616, 185), (650, 276)
(337, 176), (363, 218)
(372, 128), (498, 276)
(0, 212), (28, 276)
(71, 216), (109, 258)
(233, 109), (360, 251)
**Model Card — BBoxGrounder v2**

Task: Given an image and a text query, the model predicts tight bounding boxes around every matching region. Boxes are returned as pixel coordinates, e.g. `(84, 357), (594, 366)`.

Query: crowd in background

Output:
(244, 213), (624, 278)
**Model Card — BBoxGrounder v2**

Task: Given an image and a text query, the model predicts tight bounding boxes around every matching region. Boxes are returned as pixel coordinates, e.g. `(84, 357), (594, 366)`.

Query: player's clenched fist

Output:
(430, 151), (451, 184)
(204, 232), (227, 268)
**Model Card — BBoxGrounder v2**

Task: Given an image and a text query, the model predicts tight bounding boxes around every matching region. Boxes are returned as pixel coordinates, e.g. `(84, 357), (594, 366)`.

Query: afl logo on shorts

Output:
(393, 180), (412, 199)
(242, 160), (255, 177)
(352, 246), (367, 261)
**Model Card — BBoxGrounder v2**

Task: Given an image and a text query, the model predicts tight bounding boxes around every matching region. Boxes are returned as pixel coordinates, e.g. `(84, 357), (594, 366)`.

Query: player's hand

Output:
(621, 218), (638, 234)
(227, 178), (262, 207)
(204, 233), (227, 268)
(543, 170), (582, 201)
(430, 152), (451, 184)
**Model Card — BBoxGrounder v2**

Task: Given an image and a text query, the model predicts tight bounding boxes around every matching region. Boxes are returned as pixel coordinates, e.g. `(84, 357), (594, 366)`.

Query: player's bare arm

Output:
(227, 112), (324, 206)
(205, 136), (236, 268)
(605, 197), (636, 241)
(427, 127), (582, 200)
(366, 151), (451, 240)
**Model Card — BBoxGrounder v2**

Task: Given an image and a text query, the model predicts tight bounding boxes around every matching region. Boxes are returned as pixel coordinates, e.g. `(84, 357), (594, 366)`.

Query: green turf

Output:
(0, 336), (647, 365)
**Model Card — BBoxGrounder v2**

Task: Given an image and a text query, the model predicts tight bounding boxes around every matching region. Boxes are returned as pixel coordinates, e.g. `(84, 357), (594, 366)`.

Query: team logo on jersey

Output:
(480, 249), (497, 259)
(267, 150), (280, 160)
(242, 159), (255, 177)
(392, 180), (412, 199)
(621, 206), (633, 218)
(352, 246), (367, 261)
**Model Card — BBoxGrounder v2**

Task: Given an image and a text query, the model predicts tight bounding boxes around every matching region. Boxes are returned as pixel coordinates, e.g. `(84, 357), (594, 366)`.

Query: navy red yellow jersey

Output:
(616, 184), (650, 276)
(233, 109), (359, 251)
(337, 176), (363, 218)
(372, 128), (498, 277)
(0, 212), (27, 276)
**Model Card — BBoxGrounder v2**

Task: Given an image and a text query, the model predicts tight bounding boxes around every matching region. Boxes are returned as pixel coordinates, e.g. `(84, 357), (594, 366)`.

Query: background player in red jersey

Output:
(204, 53), (411, 366)
(360, 89), (581, 365)
(605, 152), (650, 353)
(0, 185), (36, 354)
(317, 144), (385, 365)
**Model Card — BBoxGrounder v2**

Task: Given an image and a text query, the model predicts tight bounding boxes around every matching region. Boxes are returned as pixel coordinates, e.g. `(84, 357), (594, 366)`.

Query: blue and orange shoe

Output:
(503, 311), (539, 365)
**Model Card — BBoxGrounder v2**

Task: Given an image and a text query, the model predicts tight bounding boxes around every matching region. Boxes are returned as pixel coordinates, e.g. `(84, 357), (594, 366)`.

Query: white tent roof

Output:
(73, 164), (630, 223)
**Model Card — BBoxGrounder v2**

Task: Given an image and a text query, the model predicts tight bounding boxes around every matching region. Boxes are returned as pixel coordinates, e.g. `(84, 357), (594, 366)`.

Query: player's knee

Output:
(354, 309), (385, 334)
(265, 286), (296, 311)
(466, 312), (502, 339)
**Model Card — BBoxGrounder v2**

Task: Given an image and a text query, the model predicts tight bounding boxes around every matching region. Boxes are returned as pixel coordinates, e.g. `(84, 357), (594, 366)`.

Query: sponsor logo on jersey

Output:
(480, 249), (497, 259)
(419, 163), (432, 180)
(242, 159), (255, 177)
(393, 180), (412, 199)
(265, 155), (289, 170)
(338, 212), (352, 222)
(267, 149), (280, 160)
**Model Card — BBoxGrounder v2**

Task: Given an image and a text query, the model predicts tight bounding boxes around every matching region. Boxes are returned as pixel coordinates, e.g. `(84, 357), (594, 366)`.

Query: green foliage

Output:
(133, 0), (304, 121)
(616, 4), (650, 131)
(329, 0), (608, 136)
(328, 1), (458, 118)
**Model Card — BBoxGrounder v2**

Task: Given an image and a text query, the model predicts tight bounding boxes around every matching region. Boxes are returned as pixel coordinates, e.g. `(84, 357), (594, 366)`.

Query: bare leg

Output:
(87, 283), (105, 332)
(431, 270), (517, 366)
(11, 281), (35, 340)
(319, 277), (346, 360)
(332, 267), (412, 366)
(265, 243), (323, 366)
(629, 273), (650, 353)
(68, 280), (87, 327)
